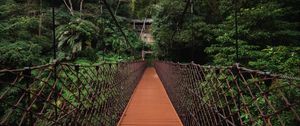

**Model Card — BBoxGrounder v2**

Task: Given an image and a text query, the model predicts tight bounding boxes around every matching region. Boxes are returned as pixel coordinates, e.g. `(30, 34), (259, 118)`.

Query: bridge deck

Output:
(118, 68), (183, 126)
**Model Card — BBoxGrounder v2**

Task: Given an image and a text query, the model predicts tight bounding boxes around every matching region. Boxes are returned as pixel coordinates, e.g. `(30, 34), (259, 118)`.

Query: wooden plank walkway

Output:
(118, 68), (183, 126)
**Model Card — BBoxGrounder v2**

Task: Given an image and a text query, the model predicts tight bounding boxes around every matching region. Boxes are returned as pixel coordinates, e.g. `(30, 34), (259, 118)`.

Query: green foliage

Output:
(0, 0), (299, 125)
(151, 1), (299, 124)
(98, 17), (142, 54)
(204, 0), (300, 75)
(0, 41), (43, 68)
(129, 0), (136, 13)
(0, 1), (19, 19)
(77, 48), (98, 61)
(56, 18), (99, 55)
(129, 0), (158, 18)
(103, 28), (141, 53)
(152, 0), (215, 63)
(0, 0), (53, 68)
(0, 0), (143, 125)
(0, 0), (143, 69)
(249, 46), (300, 76)
(151, 0), (299, 75)
(96, 52), (135, 63)
(0, 16), (39, 41)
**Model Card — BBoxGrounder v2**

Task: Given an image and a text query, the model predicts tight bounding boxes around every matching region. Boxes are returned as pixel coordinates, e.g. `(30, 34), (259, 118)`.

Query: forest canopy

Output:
(0, 0), (144, 69)
(150, 0), (300, 76)
(0, 0), (299, 76)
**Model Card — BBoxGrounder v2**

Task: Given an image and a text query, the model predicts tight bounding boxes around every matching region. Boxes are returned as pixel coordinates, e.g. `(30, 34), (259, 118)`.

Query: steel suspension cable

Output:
(234, 0), (239, 63)
(169, 0), (191, 43)
(52, 3), (56, 60)
(51, 1), (58, 123)
(101, 0), (135, 55)
(233, 0), (241, 119)
(167, 0), (191, 56)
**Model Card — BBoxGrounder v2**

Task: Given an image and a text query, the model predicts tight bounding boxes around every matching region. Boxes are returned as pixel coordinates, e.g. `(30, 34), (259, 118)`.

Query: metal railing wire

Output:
(154, 61), (300, 126)
(0, 61), (146, 126)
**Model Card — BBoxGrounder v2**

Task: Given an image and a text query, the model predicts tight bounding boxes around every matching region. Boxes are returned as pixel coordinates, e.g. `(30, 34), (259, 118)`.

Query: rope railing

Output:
(0, 61), (146, 125)
(154, 61), (300, 126)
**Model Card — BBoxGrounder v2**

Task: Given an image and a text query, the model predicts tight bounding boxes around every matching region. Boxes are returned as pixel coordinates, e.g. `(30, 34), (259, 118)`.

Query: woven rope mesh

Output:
(154, 61), (300, 126)
(0, 61), (146, 126)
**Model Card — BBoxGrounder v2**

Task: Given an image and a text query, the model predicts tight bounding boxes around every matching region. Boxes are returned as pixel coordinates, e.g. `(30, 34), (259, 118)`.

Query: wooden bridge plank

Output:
(118, 68), (183, 126)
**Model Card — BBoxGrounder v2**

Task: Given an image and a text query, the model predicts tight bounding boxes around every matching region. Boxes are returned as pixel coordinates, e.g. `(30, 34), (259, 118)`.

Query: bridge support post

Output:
(24, 67), (33, 125)
(75, 65), (82, 124)
(231, 63), (242, 126)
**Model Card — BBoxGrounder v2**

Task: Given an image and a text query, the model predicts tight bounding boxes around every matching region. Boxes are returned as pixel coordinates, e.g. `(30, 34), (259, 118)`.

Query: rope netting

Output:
(155, 61), (300, 126)
(0, 61), (146, 126)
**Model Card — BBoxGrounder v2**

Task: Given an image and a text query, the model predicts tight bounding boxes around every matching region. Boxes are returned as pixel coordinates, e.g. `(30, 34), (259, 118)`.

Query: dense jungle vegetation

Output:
(0, 0), (299, 125)
(0, 0), (299, 76)
(151, 0), (300, 76)
(0, 1), (148, 124)
(0, 0), (144, 69)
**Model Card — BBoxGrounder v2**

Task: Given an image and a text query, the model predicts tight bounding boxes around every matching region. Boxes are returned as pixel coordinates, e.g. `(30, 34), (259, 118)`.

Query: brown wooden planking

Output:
(118, 68), (183, 126)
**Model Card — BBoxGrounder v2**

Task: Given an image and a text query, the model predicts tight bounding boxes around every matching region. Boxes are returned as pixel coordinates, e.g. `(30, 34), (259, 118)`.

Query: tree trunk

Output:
(63, 0), (74, 15)
(115, 0), (121, 15)
(80, 0), (84, 18)
(38, 0), (43, 36)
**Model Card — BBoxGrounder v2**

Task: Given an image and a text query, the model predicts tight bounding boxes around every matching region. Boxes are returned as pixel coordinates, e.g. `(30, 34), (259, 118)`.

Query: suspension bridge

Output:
(0, 60), (299, 126)
(0, 0), (299, 125)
